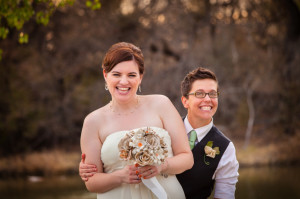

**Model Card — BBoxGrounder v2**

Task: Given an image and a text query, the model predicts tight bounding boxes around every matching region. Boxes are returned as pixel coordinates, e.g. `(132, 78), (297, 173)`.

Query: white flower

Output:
(204, 146), (217, 158)
(203, 141), (220, 165)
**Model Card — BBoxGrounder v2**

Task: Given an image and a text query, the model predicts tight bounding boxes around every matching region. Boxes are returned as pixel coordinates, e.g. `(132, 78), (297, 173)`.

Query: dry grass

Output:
(1, 133), (300, 177)
(0, 150), (81, 177)
(235, 132), (300, 167)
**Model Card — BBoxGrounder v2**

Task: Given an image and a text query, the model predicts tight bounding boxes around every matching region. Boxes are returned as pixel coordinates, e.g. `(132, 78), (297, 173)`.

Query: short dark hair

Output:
(102, 42), (144, 74)
(181, 67), (218, 98)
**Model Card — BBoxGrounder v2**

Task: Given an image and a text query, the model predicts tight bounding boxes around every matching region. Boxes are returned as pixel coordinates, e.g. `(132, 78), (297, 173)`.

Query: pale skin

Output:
(80, 60), (193, 193)
(181, 79), (219, 129)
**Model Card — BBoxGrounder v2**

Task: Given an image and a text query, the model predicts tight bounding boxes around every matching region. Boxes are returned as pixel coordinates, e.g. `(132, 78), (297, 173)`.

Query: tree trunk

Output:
(244, 88), (255, 149)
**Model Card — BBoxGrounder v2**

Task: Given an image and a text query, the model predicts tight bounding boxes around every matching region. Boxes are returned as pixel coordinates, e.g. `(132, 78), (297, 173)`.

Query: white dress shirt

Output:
(184, 117), (239, 199)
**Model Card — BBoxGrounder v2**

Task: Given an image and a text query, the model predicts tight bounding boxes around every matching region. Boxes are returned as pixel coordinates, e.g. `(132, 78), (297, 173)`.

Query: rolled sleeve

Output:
(213, 142), (239, 199)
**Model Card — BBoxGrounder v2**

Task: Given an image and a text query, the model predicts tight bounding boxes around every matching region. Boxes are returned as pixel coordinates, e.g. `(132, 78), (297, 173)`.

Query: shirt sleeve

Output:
(213, 142), (239, 199)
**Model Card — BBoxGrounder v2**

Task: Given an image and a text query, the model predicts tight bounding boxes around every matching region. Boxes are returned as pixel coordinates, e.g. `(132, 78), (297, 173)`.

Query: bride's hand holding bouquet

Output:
(118, 127), (169, 199)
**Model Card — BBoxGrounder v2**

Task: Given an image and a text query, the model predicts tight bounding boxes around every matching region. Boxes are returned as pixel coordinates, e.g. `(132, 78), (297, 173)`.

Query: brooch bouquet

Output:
(118, 127), (168, 166)
(118, 127), (168, 199)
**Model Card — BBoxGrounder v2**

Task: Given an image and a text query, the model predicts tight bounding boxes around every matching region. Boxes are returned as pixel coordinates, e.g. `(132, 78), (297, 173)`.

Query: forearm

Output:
(162, 151), (193, 175)
(85, 171), (122, 193)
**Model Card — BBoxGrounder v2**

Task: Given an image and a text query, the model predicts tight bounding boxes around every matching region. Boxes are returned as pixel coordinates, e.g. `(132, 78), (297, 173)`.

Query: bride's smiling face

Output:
(104, 60), (143, 102)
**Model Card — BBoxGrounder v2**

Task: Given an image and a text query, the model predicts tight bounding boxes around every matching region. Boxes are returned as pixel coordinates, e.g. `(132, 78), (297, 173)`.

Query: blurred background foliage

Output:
(0, 0), (299, 158)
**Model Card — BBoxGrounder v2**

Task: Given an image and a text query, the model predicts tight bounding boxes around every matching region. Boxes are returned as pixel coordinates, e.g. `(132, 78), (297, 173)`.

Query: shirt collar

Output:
(184, 116), (213, 142)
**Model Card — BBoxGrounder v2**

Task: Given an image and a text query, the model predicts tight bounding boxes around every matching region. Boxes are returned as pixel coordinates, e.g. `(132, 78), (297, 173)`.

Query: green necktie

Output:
(189, 130), (197, 150)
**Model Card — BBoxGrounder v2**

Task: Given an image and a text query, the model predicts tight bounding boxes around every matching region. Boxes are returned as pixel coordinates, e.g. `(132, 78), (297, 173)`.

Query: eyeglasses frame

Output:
(187, 91), (219, 99)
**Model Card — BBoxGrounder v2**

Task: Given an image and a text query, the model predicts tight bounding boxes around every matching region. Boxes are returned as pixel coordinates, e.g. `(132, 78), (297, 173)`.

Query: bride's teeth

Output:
(119, 87), (129, 91)
(201, 106), (211, 110)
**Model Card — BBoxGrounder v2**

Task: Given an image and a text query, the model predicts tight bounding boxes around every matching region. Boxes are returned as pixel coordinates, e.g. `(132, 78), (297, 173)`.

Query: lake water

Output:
(0, 166), (299, 199)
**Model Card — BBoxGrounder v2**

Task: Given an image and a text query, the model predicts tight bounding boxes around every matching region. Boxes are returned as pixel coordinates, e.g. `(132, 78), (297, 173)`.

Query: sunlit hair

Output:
(181, 67), (218, 98)
(102, 42), (144, 74)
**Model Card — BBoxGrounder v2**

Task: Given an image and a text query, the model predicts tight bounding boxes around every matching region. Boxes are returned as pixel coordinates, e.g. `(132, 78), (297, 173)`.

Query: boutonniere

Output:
(204, 141), (220, 165)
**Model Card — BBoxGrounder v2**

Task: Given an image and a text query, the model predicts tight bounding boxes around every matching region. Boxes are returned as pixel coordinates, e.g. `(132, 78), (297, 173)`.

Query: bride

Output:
(80, 42), (193, 199)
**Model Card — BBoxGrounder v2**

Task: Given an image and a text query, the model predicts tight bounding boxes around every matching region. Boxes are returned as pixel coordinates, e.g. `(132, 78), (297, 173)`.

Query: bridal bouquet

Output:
(118, 127), (168, 199)
(118, 127), (168, 166)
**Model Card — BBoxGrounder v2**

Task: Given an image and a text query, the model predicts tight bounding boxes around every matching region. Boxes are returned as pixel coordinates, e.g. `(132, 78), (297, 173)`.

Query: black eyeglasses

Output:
(187, 91), (219, 98)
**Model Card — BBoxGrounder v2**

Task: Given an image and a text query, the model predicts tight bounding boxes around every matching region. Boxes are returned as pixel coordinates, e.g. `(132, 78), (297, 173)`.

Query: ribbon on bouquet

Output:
(142, 176), (167, 199)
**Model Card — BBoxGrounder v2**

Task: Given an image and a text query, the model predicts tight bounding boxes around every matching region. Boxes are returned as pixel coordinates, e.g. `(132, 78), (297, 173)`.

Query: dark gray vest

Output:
(176, 126), (230, 199)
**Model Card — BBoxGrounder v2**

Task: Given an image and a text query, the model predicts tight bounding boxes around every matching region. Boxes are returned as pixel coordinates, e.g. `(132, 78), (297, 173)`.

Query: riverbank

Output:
(236, 132), (300, 167)
(1, 134), (299, 177)
(0, 150), (81, 177)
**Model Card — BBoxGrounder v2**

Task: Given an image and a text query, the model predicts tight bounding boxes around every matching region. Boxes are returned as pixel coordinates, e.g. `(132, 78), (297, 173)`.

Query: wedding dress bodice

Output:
(97, 127), (186, 199)
(101, 127), (172, 173)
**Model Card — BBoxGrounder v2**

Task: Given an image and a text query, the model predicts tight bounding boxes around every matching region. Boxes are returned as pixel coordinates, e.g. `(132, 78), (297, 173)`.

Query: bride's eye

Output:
(129, 74), (136, 77)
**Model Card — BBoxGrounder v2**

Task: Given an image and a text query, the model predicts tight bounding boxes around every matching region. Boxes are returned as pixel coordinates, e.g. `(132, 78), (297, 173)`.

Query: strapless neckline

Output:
(103, 126), (168, 145)
(98, 126), (186, 199)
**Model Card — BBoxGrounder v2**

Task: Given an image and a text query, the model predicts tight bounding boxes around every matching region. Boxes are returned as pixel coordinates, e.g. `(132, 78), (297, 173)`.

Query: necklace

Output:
(109, 96), (140, 116)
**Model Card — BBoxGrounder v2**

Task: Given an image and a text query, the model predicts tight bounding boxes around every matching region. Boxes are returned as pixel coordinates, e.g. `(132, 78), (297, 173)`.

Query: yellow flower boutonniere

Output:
(204, 141), (220, 165)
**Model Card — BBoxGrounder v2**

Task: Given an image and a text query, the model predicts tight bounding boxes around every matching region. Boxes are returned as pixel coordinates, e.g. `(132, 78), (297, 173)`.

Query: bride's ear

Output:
(103, 69), (107, 80)
(139, 74), (144, 83)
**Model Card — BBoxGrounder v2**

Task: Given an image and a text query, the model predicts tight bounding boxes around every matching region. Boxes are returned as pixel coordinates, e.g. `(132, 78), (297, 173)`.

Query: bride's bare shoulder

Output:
(141, 94), (172, 107)
(83, 105), (109, 125)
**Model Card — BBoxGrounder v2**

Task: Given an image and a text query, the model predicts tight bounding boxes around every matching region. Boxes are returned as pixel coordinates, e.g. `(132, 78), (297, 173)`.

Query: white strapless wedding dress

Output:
(97, 127), (186, 199)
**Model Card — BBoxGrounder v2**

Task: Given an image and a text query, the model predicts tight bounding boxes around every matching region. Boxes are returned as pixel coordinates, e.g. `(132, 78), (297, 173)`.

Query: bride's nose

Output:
(119, 75), (129, 84)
